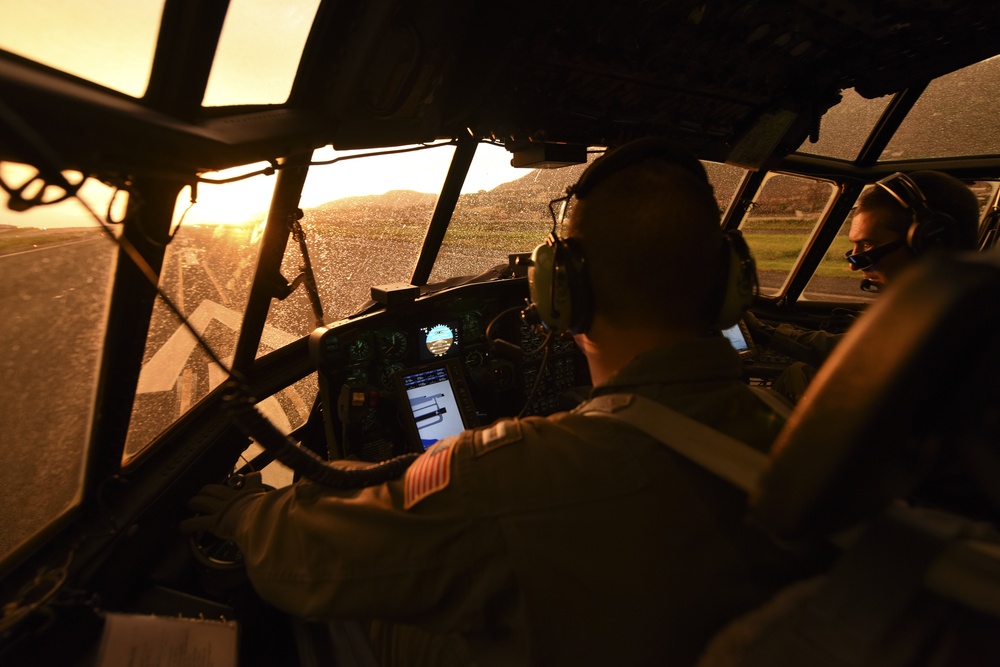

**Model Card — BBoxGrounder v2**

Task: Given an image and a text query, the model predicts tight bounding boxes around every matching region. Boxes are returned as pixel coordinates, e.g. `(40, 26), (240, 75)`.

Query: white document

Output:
(96, 613), (238, 667)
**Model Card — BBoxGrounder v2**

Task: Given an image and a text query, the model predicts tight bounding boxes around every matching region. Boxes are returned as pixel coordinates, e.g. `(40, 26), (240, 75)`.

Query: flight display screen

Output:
(721, 320), (754, 357)
(418, 321), (460, 359)
(399, 362), (472, 449)
(722, 322), (750, 353)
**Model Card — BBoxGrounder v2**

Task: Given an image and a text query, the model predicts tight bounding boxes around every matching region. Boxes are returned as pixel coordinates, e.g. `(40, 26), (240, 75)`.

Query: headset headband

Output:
(571, 138), (711, 200)
(876, 172), (931, 215)
(874, 172), (957, 253)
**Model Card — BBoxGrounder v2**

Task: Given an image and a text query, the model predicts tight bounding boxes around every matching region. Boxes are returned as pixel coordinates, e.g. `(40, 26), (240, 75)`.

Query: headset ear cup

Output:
(529, 241), (561, 330)
(907, 212), (955, 254)
(528, 237), (592, 333)
(877, 172), (957, 255)
(715, 231), (758, 329)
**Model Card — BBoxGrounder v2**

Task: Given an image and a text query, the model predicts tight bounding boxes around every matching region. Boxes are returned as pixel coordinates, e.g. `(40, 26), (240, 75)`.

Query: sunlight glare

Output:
(176, 144), (530, 226)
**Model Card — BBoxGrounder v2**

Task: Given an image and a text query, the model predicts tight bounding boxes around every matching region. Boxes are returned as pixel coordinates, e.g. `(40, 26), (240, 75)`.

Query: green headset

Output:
(527, 138), (758, 334)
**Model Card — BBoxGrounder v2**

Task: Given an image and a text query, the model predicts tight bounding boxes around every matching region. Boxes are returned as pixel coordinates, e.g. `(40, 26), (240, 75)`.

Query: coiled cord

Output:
(222, 382), (420, 489)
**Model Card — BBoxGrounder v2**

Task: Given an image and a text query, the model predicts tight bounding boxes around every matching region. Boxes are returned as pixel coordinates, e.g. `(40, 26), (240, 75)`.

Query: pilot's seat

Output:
(698, 249), (1000, 666)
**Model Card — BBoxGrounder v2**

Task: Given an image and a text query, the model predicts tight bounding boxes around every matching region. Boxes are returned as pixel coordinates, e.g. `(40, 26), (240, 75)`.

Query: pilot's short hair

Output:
(568, 154), (723, 331)
(857, 170), (981, 251)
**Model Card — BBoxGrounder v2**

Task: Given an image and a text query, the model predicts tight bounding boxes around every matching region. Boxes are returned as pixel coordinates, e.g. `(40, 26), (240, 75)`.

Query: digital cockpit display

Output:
(722, 323), (749, 353)
(418, 321), (460, 359)
(399, 362), (472, 449)
(721, 320), (754, 358)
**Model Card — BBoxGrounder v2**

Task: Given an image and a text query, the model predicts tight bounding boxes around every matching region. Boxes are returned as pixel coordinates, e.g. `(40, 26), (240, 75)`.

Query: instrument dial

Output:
(381, 363), (405, 388)
(346, 366), (369, 385)
(464, 349), (485, 369)
(349, 337), (372, 362)
(378, 331), (408, 360)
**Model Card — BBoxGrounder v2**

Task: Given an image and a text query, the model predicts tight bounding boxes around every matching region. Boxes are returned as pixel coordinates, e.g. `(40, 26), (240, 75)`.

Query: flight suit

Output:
(214, 336), (818, 666)
(768, 324), (844, 402)
(770, 323), (843, 365)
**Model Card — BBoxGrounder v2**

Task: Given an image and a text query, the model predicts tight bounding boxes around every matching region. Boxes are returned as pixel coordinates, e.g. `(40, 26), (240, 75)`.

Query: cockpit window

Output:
(795, 88), (893, 162)
(267, 144), (455, 335)
(428, 143), (588, 284)
(880, 55), (1000, 161)
(800, 214), (878, 304)
(797, 56), (1000, 163)
(0, 1), (164, 98)
(738, 173), (838, 297)
(428, 146), (750, 286)
(0, 163), (118, 567)
(704, 162), (748, 219)
(800, 180), (997, 302)
(202, 0), (321, 107)
(123, 166), (278, 461)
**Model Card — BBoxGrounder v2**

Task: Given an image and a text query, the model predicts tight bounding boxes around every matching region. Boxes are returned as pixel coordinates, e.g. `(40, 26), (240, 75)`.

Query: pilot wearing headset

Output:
(183, 138), (820, 666)
(748, 170), (981, 401)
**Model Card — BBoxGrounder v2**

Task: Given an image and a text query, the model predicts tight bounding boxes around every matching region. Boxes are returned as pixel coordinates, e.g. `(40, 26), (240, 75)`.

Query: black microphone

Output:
(521, 303), (542, 326)
(860, 278), (880, 293)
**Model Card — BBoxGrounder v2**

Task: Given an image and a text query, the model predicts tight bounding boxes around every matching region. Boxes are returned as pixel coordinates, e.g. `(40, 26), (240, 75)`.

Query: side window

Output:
(802, 180), (998, 302)
(739, 173), (837, 297)
(123, 169), (278, 461)
(0, 163), (118, 567)
(704, 162), (748, 220)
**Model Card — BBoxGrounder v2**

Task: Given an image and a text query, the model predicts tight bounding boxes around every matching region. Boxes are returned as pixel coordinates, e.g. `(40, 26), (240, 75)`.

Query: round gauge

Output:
(464, 349), (485, 368)
(378, 331), (408, 360)
(425, 324), (455, 357)
(381, 362), (405, 387)
(520, 321), (545, 351)
(347, 366), (369, 385)
(349, 338), (372, 362)
(461, 312), (485, 341)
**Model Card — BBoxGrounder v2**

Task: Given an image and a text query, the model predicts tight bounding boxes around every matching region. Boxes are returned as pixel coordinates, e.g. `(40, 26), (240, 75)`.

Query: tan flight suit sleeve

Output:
(218, 434), (513, 631)
(770, 323), (843, 365)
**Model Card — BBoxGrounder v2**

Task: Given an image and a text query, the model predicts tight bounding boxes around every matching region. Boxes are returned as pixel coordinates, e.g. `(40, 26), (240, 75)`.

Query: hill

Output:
(300, 155), (844, 231)
(304, 163), (592, 231)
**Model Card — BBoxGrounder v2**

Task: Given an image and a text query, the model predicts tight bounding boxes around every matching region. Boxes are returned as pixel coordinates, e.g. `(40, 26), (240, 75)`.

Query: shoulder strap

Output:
(574, 393), (767, 493)
(576, 396), (1000, 627)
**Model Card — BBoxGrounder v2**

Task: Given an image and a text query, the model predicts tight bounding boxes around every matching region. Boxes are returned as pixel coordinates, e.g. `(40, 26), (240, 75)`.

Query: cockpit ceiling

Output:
(320, 0), (1000, 156)
(3, 0), (1000, 174)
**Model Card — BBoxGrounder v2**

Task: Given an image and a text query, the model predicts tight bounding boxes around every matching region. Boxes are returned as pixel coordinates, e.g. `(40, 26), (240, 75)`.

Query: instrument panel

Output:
(309, 277), (591, 462)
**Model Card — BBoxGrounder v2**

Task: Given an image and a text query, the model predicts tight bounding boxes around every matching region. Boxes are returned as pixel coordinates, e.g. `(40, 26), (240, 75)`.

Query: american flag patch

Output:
(404, 436), (457, 509)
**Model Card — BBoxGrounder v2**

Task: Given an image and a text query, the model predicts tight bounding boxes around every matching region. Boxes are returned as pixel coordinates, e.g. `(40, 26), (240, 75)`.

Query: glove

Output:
(180, 472), (268, 539)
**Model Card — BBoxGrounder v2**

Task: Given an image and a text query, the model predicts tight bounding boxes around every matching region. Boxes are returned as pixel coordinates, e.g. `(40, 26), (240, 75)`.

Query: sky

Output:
(0, 0), (527, 229)
(180, 143), (524, 226)
(0, 143), (525, 230)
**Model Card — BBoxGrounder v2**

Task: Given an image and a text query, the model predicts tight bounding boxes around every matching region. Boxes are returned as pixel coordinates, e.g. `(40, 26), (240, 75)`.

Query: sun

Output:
(179, 143), (528, 227)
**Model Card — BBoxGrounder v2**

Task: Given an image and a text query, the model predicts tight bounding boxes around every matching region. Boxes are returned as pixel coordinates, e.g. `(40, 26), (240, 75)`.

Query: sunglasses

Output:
(844, 238), (907, 270)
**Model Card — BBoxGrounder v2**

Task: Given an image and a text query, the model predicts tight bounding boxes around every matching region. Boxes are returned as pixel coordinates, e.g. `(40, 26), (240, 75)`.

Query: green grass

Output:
(440, 226), (544, 250)
(743, 216), (821, 232)
(746, 233), (851, 278)
(308, 216), (852, 278)
(311, 223), (546, 251)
